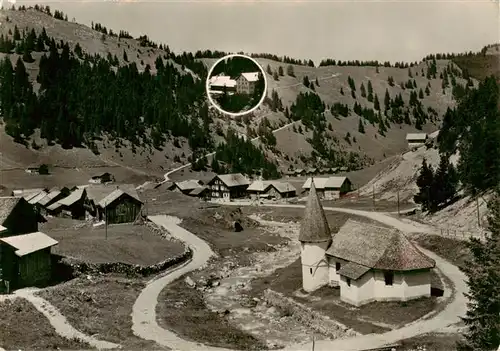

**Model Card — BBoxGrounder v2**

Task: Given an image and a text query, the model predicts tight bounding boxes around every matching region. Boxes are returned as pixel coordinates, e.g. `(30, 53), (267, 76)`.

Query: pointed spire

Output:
(299, 178), (332, 243)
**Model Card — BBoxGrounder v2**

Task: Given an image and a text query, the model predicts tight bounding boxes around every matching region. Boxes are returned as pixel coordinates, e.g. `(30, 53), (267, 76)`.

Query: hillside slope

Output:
(0, 6), (484, 187)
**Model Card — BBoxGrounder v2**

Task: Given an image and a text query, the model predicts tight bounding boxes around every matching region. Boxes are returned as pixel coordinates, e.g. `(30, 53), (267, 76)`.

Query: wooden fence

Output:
(434, 227), (488, 241)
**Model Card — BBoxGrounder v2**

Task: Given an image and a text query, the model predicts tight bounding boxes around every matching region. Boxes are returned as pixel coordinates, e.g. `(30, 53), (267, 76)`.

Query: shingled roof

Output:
(299, 179), (332, 243)
(326, 219), (435, 274)
(0, 197), (22, 224)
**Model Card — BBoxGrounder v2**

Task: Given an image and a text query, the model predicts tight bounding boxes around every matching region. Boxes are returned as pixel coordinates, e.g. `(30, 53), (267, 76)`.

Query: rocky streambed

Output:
(184, 216), (334, 349)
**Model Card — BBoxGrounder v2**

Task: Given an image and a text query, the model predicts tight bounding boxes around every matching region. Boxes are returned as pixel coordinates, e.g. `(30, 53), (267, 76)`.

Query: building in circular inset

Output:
(206, 54), (267, 117)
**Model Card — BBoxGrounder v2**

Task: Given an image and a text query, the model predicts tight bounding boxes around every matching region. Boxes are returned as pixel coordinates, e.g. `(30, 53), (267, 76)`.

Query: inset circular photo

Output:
(206, 54), (267, 116)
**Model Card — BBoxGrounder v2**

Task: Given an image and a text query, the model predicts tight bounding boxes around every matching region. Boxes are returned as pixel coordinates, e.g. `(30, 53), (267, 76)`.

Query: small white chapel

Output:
(299, 179), (436, 307)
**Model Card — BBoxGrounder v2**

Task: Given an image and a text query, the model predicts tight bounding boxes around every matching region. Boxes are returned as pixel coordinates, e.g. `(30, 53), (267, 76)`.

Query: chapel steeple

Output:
(299, 178), (332, 243)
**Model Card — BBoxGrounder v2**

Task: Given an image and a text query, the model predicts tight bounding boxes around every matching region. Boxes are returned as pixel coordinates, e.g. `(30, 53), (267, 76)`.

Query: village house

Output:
(284, 170), (295, 178)
(247, 180), (297, 200)
(85, 184), (142, 223)
(188, 186), (209, 200)
(0, 197), (39, 238)
(305, 168), (318, 176)
(12, 188), (47, 199)
(207, 173), (250, 201)
(171, 180), (204, 195)
(89, 172), (115, 184)
(96, 189), (143, 224)
(46, 188), (88, 220)
(153, 181), (174, 192)
(302, 177), (352, 200)
(209, 74), (237, 94)
(299, 180), (436, 306)
(37, 187), (71, 215)
(25, 167), (40, 174)
(236, 72), (259, 95)
(0, 231), (58, 293)
(294, 169), (306, 177)
(406, 133), (428, 149)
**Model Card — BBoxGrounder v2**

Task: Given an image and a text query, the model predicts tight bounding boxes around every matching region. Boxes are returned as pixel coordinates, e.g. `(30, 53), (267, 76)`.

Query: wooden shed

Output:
(0, 232), (58, 292)
(0, 197), (38, 238)
(46, 188), (88, 220)
(98, 189), (143, 224)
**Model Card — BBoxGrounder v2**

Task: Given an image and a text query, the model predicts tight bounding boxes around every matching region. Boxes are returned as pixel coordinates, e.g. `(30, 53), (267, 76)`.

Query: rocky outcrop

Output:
(263, 289), (359, 340)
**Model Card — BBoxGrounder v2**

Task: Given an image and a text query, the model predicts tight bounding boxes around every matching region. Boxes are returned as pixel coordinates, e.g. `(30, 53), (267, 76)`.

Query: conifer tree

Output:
(373, 94), (380, 110)
(458, 188), (500, 350)
(414, 158), (434, 211)
(358, 119), (365, 133)
(360, 82), (366, 98)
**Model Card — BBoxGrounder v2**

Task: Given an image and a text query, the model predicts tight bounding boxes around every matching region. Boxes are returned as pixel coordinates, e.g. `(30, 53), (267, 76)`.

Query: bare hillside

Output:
(201, 56), (467, 166)
(0, 6), (487, 187)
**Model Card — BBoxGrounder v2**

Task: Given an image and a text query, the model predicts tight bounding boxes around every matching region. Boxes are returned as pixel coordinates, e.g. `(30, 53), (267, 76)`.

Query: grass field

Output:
(41, 220), (185, 266)
(411, 234), (472, 270)
(38, 276), (167, 350)
(0, 297), (93, 350)
(400, 332), (463, 350)
(156, 277), (267, 351)
(0, 167), (153, 192)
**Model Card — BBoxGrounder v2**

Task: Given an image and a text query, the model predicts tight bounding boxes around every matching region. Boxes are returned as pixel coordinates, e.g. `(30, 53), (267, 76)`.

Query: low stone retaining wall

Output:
(53, 221), (192, 278)
(263, 289), (359, 339)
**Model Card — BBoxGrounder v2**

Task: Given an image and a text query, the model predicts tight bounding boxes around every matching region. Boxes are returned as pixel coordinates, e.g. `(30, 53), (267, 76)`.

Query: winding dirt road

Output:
(130, 204), (468, 351)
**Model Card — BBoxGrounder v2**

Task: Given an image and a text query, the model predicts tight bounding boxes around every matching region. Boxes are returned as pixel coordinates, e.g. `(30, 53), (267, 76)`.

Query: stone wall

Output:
(53, 221), (192, 278)
(263, 289), (359, 339)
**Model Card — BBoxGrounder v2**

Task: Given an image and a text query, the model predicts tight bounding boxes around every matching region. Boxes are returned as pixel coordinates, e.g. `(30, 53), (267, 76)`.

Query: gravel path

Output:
(130, 207), (468, 351)
(14, 288), (119, 349)
(131, 215), (232, 351)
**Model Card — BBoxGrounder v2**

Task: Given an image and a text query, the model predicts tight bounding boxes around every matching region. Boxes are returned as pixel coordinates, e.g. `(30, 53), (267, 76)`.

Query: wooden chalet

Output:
(0, 232), (58, 292)
(84, 184), (142, 223)
(247, 180), (297, 200)
(171, 180), (204, 195)
(305, 168), (318, 176)
(302, 176), (352, 200)
(97, 188), (143, 224)
(46, 188), (88, 220)
(89, 172), (115, 184)
(207, 173), (250, 201)
(37, 187), (71, 215)
(188, 186), (209, 199)
(294, 169), (306, 177)
(0, 197), (39, 238)
(12, 188), (47, 199)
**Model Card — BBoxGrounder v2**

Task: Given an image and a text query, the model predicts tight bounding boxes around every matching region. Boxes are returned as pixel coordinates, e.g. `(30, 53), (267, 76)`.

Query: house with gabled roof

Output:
(12, 188), (48, 199)
(47, 188), (88, 220)
(236, 72), (260, 95)
(302, 176), (352, 200)
(97, 188), (143, 224)
(247, 180), (296, 200)
(207, 173), (250, 201)
(406, 133), (428, 149)
(171, 180), (203, 195)
(85, 184), (142, 223)
(38, 187), (71, 215)
(299, 180), (436, 306)
(189, 186), (209, 200)
(0, 231), (58, 291)
(0, 197), (38, 238)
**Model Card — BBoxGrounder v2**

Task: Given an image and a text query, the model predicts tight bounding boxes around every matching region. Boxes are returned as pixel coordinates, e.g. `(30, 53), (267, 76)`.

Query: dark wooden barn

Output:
(98, 189), (143, 224)
(0, 232), (58, 292)
(46, 188), (88, 220)
(0, 197), (38, 238)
